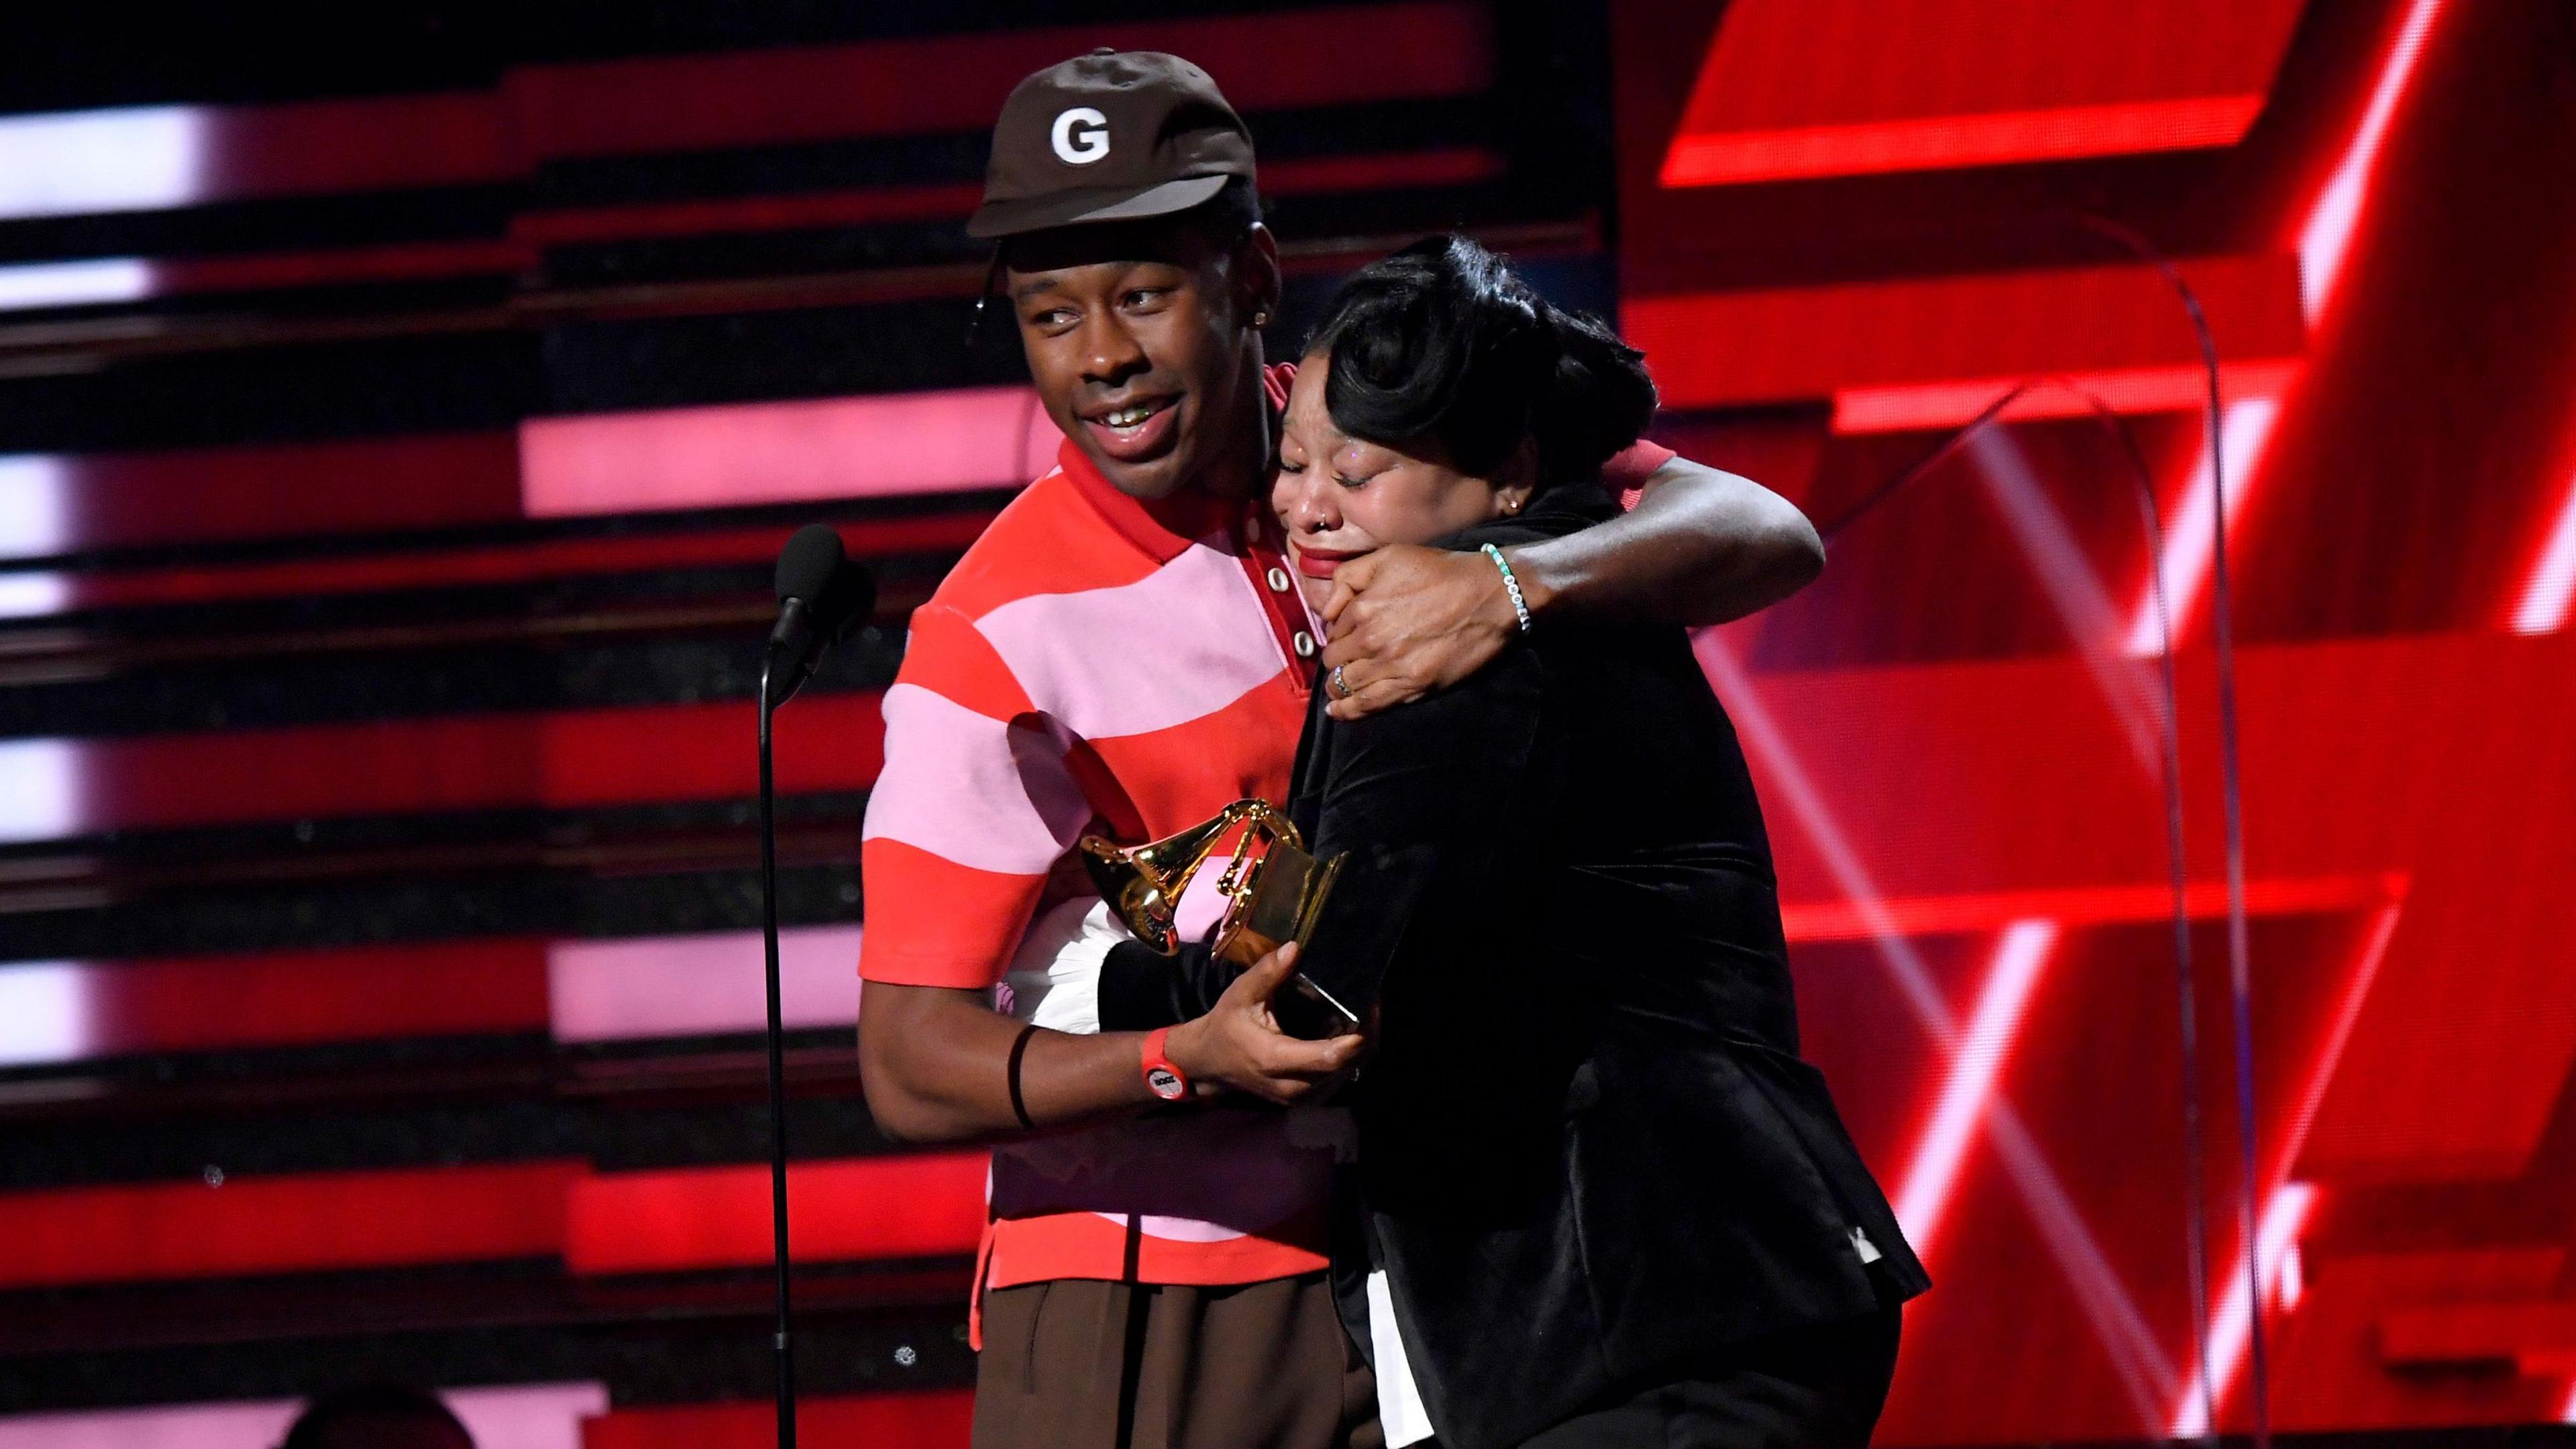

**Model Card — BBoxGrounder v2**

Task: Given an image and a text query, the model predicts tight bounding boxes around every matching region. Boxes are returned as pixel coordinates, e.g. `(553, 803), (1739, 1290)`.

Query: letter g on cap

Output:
(1051, 107), (1110, 165)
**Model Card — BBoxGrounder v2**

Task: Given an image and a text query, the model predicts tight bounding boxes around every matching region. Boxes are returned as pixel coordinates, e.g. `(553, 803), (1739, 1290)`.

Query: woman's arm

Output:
(1317, 458), (1821, 718)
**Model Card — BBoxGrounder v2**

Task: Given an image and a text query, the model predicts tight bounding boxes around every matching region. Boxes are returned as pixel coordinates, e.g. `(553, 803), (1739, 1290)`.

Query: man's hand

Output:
(1320, 545), (1528, 720)
(1163, 944), (1364, 1104)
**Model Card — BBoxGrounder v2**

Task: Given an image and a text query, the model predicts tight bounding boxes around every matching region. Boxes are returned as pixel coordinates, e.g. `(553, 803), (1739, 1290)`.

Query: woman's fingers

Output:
(1326, 675), (1417, 720)
(1319, 554), (1379, 629)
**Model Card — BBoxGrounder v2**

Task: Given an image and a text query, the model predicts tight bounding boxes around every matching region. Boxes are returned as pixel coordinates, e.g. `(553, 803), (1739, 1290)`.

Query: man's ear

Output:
(1234, 223), (1282, 331)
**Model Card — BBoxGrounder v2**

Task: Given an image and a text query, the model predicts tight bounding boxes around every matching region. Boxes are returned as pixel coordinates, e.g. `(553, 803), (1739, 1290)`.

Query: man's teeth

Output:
(1102, 403), (1162, 428)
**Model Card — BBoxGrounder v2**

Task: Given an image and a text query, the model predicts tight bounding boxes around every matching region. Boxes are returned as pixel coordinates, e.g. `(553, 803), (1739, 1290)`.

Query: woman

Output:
(1096, 237), (1927, 1449)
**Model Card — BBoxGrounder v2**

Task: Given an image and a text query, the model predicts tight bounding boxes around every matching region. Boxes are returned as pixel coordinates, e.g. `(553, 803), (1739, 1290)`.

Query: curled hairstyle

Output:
(1305, 235), (1656, 485)
(280, 1387), (468, 1449)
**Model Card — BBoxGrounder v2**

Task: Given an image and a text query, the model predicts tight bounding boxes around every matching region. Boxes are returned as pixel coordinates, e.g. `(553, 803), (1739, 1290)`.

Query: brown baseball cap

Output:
(968, 48), (1257, 240)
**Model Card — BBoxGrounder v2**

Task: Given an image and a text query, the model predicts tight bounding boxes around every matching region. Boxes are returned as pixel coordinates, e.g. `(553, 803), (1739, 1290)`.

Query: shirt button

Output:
(1293, 631), (1316, 658)
(1266, 567), (1291, 592)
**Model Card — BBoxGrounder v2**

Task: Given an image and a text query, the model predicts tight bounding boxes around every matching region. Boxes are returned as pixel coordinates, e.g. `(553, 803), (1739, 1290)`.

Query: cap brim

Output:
(967, 173), (1233, 240)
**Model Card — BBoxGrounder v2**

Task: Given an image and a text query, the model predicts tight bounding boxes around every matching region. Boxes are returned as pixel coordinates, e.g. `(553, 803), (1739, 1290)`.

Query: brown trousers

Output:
(973, 1272), (1383, 1449)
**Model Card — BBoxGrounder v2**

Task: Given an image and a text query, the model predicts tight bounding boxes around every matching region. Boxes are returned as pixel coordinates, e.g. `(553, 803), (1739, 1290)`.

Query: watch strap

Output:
(1140, 1026), (1191, 1102)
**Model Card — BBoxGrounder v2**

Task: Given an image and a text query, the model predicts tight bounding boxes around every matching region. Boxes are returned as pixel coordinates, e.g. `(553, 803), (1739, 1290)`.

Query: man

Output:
(855, 50), (1825, 1449)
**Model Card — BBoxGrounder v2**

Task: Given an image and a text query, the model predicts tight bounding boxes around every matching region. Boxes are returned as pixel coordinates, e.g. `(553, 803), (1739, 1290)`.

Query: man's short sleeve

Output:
(859, 604), (1093, 988)
(1601, 439), (1677, 511)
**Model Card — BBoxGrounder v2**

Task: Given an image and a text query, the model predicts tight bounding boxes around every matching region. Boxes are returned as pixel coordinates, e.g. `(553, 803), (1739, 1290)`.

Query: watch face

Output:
(1145, 1065), (1186, 1101)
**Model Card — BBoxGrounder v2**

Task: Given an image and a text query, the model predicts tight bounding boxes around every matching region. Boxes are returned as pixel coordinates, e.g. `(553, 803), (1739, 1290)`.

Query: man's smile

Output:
(1079, 394), (1181, 462)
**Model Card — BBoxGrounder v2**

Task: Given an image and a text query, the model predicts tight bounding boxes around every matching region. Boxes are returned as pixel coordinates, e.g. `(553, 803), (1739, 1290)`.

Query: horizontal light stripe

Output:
(581, 1393), (971, 1449)
(0, 572), (68, 621)
(0, 1383), (608, 1449)
(1829, 358), (2298, 434)
(976, 540), (1288, 741)
(1663, 95), (2264, 187)
(861, 684), (1087, 875)
(565, 1153), (988, 1273)
(0, 455), (70, 557)
(521, 386), (1058, 516)
(547, 926), (863, 1042)
(0, 739), (80, 846)
(0, 258), (154, 311)
(1629, 257), (2305, 413)
(0, 107), (202, 221)
(0, 963), (86, 1069)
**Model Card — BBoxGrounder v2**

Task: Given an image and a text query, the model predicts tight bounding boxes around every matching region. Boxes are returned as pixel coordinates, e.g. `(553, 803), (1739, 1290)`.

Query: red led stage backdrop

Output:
(1619, 0), (2576, 1441)
(3, 1), (2574, 1444)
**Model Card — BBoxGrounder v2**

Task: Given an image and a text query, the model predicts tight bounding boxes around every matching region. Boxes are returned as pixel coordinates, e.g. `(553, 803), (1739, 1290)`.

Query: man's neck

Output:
(1171, 350), (1273, 505)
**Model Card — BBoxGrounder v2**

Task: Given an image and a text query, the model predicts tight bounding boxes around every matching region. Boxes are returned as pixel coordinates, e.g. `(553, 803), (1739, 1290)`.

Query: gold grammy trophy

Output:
(1077, 800), (1357, 1028)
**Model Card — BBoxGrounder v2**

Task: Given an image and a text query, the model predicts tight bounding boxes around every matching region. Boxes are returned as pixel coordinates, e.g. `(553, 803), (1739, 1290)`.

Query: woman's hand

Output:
(1320, 545), (1531, 720)
(1162, 944), (1364, 1104)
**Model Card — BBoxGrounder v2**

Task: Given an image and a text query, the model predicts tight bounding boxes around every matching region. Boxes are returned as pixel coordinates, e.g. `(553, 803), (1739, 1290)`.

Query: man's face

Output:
(1007, 221), (1270, 501)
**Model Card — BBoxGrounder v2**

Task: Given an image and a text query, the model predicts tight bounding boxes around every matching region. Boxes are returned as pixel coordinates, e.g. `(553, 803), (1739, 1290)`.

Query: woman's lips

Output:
(1292, 545), (1368, 579)
(1081, 398), (1179, 463)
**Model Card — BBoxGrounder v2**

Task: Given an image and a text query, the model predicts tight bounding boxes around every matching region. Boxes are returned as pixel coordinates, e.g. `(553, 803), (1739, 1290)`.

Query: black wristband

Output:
(1005, 1024), (1039, 1130)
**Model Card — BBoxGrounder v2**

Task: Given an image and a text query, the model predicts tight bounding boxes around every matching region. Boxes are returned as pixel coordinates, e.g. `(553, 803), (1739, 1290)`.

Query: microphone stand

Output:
(757, 645), (798, 1449)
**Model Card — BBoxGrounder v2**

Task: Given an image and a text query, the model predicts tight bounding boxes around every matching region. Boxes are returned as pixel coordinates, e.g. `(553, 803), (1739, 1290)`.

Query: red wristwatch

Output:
(1140, 1027), (1191, 1102)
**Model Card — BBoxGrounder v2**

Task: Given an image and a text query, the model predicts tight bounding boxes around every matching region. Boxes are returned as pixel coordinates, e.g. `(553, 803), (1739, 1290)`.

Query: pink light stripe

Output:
(520, 386), (1059, 517)
(2123, 398), (2278, 656)
(547, 926), (864, 1042)
(0, 1384), (608, 1449)
(1964, 425), (2166, 773)
(975, 541), (1289, 741)
(1891, 921), (2061, 1260)
(0, 258), (154, 311)
(2298, 0), (2449, 321)
(2510, 467), (2576, 635)
(861, 684), (1087, 875)
(0, 108), (203, 221)
(1696, 632), (2176, 1426)
(2174, 1183), (2319, 1438)
(2169, 899), (2408, 1436)
(2127, 0), (2447, 657)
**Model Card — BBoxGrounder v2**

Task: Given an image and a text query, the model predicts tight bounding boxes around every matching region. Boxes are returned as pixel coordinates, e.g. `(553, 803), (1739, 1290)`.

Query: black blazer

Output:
(1102, 482), (1927, 1449)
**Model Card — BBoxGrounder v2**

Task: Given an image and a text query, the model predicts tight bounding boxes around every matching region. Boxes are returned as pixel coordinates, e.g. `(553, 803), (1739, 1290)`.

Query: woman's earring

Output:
(1252, 310), (1271, 327)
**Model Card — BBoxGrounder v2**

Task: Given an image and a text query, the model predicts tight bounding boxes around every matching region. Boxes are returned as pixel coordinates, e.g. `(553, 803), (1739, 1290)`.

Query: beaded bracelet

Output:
(1481, 543), (1534, 633)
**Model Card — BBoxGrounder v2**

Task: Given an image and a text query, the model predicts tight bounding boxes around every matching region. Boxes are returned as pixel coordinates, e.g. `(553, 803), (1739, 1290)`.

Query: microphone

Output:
(751, 523), (875, 1449)
(765, 524), (876, 708)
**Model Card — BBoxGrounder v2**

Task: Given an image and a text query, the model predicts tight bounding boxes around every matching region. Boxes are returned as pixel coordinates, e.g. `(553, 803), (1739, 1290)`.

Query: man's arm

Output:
(861, 965), (1361, 1142)
(1318, 455), (1821, 718)
(855, 606), (1358, 1143)
(1513, 455), (1823, 625)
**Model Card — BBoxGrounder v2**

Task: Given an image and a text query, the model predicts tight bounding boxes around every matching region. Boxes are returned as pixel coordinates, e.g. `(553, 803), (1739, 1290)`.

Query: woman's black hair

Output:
(279, 1386), (469, 1449)
(1304, 235), (1656, 484)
